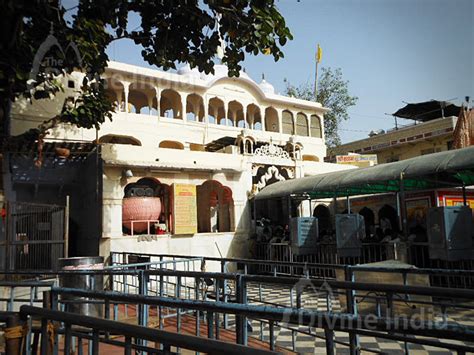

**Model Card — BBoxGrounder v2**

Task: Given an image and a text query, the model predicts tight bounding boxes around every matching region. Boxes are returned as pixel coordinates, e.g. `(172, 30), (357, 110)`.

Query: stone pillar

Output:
(181, 93), (188, 121)
(204, 98), (209, 124)
(307, 114), (312, 137)
(292, 111), (298, 136)
(120, 81), (130, 113)
(102, 169), (125, 239)
(155, 87), (161, 117)
(260, 106), (266, 131)
(277, 109), (283, 134)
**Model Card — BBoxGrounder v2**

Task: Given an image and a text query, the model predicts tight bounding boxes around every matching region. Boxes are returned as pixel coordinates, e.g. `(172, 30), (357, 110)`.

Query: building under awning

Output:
(255, 145), (474, 200)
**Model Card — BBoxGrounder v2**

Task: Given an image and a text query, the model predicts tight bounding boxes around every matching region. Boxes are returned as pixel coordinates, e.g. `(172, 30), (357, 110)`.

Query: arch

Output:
(196, 180), (234, 233)
(129, 82), (155, 114)
(246, 104), (261, 129)
(186, 93), (205, 122)
(265, 107), (279, 132)
(313, 204), (331, 234)
(104, 78), (124, 111)
(159, 140), (184, 150)
(359, 207), (375, 236)
(296, 112), (309, 136)
(282, 110), (294, 135)
(245, 140), (253, 154)
(378, 204), (399, 232)
(229, 100), (244, 127)
(303, 154), (319, 162)
(311, 114), (322, 138)
(208, 97), (225, 124)
(99, 134), (142, 146)
(160, 89), (182, 119)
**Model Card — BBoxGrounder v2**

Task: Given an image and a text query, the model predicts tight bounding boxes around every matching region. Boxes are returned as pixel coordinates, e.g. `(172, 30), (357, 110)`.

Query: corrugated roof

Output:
(255, 145), (474, 200)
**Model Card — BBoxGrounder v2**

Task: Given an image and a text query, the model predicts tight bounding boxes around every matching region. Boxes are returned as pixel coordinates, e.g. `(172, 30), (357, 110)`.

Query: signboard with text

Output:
(336, 154), (378, 167)
(172, 184), (198, 235)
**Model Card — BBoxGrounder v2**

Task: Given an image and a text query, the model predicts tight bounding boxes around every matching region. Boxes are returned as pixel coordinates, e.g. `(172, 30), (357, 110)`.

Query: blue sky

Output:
(106, 0), (473, 143)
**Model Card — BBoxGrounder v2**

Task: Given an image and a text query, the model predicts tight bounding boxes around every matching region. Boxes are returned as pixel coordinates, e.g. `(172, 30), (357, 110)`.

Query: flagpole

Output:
(314, 58), (319, 99)
(314, 44), (321, 99)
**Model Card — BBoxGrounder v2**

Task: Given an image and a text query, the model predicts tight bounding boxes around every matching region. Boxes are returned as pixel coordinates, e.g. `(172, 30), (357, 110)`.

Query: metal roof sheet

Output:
(255, 146), (474, 200)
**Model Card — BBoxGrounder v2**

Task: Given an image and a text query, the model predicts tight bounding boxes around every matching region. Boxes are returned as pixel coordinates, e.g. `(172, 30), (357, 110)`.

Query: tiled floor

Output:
(219, 282), (474, 354)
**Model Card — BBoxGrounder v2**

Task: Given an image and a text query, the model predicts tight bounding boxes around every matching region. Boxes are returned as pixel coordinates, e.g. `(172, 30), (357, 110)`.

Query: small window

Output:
(67, 80), (75, 89)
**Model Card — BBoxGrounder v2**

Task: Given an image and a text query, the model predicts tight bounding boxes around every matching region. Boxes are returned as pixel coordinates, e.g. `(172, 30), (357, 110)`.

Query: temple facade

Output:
(9, 61), (352, 264)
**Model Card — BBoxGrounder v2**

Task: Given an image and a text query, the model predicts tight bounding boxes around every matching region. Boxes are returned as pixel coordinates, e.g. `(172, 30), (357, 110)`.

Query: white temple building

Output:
(9, 61), (352, 265)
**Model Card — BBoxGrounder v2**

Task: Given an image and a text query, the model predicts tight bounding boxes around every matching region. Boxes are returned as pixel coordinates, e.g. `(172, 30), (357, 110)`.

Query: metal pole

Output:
(399, 172), (408, 240)
(287, 195), (292, 224)
(64, 195), (70, 258)
(252, 198), (257, 234)
(345, 266), (360, 355)
(314, 54), (319, 98)
(346, 195), (351, 214)
(5, 314), (24, 355)
(462, 183), (467, 206)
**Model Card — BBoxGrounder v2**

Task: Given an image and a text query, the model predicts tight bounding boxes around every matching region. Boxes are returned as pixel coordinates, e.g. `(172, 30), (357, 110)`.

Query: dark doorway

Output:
(378, 204), (399, 232)
(313, 204), (331, 234)
(359, 207), (375, 236)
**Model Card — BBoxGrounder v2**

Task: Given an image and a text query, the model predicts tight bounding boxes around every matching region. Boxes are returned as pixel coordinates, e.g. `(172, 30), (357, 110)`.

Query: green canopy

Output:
(255, 145), (474, 200)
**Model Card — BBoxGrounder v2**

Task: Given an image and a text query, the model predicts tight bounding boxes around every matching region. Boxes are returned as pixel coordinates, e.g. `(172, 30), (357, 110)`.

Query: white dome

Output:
(259, 79), (275, 94)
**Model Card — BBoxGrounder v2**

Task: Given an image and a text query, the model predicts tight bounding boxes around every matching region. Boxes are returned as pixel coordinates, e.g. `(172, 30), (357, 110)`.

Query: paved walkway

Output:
(225, 282), (474, 354)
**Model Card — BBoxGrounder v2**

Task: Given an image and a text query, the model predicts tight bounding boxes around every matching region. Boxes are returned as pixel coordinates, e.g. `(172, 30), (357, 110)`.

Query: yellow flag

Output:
(316, 44), (322, 63)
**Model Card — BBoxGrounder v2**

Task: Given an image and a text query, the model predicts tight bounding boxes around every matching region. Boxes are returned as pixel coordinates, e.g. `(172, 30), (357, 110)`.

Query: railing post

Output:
(269, 320), (275, 351)
(64, 324), (72, 355)
(345, 266), (360, 355)
(235, 275), (247, 345)
(207, 311), (214, 339)
(5, 314), (24, 355)
(40, 291), (52, 355)
(324, 328), (335, 355)
(221, 261), (228, 329)
(137, 270), (148, 349)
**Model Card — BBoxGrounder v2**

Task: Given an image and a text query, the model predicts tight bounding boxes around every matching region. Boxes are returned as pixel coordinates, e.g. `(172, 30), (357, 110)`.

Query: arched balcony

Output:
(296, 112), (309, 137)
(129, 82), (156, 114)
(310, 114), (323, 138)
(208, 97), (225, 124)
(186, 94), (205, 122)
(282, 110), (294, 135)
(247, 104), (262, 130)
(160, 89), (182, 119)
(265, 107), (279, 132)
(104, 77), (124, 111)
(228, 100), (244, 127)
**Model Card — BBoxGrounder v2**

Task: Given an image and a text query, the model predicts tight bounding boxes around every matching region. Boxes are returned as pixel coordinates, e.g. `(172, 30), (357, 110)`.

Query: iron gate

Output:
(0, 201), (66, 272)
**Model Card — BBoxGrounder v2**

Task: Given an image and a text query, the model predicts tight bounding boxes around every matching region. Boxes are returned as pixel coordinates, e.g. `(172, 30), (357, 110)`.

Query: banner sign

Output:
(172, 184), (197, 235)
